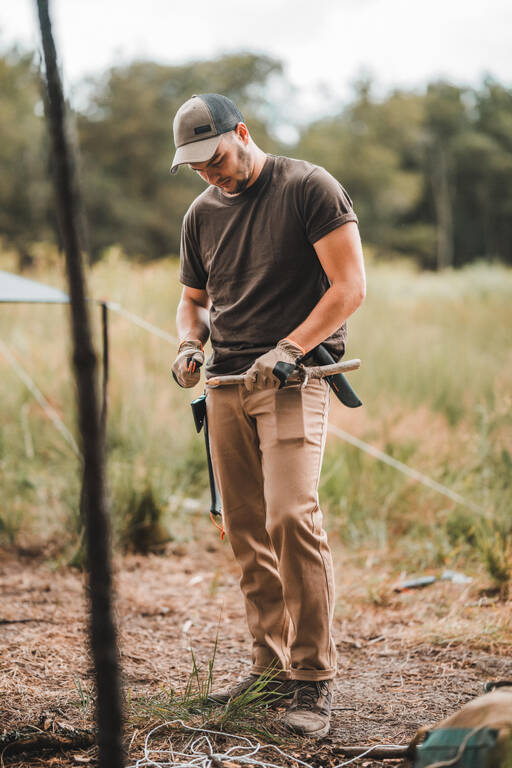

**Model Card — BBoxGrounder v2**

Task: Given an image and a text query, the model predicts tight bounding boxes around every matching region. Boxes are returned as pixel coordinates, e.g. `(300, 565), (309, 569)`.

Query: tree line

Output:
(1, 45), (511, 269)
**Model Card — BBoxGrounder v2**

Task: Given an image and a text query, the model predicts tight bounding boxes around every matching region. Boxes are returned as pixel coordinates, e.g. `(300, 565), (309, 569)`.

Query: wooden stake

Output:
(35, 2), (124, 766)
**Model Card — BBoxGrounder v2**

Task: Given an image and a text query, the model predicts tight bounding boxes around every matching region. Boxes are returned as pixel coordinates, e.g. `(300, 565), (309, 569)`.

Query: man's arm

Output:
(244, 222), (365, 391)
(286, 222), (365, 353)
(170, 286), (210, 388)
(176, 285), (211, 346)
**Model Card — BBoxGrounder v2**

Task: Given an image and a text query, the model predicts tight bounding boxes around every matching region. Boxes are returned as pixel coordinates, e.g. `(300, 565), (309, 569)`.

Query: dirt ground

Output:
(1, 534), (511, 767)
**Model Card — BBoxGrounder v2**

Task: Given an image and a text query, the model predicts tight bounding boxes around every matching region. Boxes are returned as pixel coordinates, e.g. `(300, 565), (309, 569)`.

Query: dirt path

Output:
(1, 537), (511, 767)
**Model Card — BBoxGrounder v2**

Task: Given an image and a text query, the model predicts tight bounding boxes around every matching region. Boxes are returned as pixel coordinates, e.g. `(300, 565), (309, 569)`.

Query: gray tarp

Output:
(0, 269), (69, 303)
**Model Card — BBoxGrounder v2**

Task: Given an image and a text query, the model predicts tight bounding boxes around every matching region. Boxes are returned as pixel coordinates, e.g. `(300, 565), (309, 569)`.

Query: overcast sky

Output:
(1, 0), (511, 124)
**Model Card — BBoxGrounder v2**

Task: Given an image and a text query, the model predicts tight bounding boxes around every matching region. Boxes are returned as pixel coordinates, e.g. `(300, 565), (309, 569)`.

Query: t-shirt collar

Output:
(214, 154), (274, 205)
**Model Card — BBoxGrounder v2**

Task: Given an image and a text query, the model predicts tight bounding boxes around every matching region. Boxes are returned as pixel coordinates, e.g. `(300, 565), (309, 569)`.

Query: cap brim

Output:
(170, 134), (222, 175)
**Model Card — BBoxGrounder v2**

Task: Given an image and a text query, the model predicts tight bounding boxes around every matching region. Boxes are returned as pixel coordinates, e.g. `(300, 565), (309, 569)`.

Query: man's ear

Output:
(234, 122), (250, 144)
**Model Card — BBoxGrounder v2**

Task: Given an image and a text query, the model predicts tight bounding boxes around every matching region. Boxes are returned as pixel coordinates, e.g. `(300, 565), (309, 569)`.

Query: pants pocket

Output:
(274, 387), (305, 441)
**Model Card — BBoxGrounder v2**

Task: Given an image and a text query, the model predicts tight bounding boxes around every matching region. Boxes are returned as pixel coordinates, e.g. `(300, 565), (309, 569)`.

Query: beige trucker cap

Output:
(170, 93), (244, 174)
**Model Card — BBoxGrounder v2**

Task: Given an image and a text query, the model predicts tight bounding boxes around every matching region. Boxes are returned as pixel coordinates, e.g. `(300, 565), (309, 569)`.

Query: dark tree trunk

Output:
(431, 144), (454, 270)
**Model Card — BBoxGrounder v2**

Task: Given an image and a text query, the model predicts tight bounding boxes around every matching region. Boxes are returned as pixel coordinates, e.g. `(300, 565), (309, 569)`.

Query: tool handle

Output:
(301, 359), (361, 378)
(206, 358), (361, 388)
(206, 374), (248, 387)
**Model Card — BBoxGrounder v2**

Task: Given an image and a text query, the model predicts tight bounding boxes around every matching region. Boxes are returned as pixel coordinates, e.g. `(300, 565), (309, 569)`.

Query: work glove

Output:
(171, 340), (204, 388)
(244, 338), (304, 393)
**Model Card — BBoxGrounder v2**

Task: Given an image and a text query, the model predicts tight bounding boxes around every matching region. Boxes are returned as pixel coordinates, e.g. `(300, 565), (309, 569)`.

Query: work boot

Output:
(208, 673), (297, 706)
(282, 680), (333, 738)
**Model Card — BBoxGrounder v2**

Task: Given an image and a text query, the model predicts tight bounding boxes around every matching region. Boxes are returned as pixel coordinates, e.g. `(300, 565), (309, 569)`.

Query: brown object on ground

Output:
(0, 727), (95, 759)
(409, 684), (512, 766)
(330, 743), (410, 759)
(1, 539), (511, 767)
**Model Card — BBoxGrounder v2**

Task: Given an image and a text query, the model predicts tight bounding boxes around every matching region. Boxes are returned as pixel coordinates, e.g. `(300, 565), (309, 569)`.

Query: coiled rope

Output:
(125, 719), (405, 768)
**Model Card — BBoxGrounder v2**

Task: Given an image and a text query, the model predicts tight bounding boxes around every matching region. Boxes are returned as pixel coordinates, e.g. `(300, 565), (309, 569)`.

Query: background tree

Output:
(452, 77), (512, 265)
(297, 78), (429, 262)
(0, 46), (53, 266)
(1, 43), (511, 269)
(422, 82), (470, 269)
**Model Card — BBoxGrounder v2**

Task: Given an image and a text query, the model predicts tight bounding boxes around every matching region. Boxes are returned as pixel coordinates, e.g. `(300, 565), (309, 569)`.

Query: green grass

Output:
(0, 247), (511, 588)
(348, 256), (512, 423)
(130, 648), (287, 741)
(318, 254), (512, 584)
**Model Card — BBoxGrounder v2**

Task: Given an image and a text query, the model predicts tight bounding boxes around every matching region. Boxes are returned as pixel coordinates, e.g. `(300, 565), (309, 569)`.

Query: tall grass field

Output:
(1, 248), (511, 588)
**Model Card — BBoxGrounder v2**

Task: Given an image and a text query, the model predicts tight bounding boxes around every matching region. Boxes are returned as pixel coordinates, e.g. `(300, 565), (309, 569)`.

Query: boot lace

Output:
(295, 681), (330, 711)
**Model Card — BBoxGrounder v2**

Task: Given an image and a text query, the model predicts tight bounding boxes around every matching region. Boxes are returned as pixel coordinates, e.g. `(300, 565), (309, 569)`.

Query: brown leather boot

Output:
(209, 673), (297, 706)
(282, 680), (333, 738)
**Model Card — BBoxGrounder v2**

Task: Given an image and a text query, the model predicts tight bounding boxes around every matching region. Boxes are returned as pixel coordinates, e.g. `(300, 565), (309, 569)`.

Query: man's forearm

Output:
(286, 281), (365, 354)
(176, 298), (210, 346)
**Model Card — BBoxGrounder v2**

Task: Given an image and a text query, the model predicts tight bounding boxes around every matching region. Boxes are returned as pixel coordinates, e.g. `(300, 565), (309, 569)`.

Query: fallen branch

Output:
(0, 727), (95, 759)
(329, 743), (411, 760)
(0, 618), (51, 625)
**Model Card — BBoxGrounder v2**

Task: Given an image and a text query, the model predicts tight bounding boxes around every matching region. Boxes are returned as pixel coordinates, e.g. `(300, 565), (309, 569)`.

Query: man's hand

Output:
(244, 338), (304, 393)
(171, 340), (204, 388)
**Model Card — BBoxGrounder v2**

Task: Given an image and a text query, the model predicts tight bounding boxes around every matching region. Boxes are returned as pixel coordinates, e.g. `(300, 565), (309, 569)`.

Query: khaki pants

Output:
(206, 378), (336, 681)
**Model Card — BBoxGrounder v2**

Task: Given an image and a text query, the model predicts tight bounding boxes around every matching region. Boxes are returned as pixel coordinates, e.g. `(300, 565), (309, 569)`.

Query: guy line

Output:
(2, 303), (483, 515)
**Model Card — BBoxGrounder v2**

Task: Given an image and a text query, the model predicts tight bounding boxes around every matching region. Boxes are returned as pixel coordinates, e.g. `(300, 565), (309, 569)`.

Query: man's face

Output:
(189, 127), (252, 195)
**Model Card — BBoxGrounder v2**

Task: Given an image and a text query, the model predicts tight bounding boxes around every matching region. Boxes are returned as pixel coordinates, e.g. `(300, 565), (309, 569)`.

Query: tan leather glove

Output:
(171, 340), (204, 388)
(244, 338), (304, 393)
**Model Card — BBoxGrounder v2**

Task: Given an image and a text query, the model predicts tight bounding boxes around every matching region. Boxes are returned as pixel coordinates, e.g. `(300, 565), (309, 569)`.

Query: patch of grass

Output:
(117, 483), (171, 553)
(65, 527), (86, 569)
(0, 507), (23, 546)
(131, 647), (286, 741)
(445, 509), (477, 548)
(134, 648), (216, 721)
(70, 676), (94, 714)
(322, 367), (511, 575)
(476, 516), (512, 598)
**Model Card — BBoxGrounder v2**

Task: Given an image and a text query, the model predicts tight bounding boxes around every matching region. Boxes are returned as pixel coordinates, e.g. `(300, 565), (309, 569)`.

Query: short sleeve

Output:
(301, 166), (358, 244)
(179, 209), (208, 289)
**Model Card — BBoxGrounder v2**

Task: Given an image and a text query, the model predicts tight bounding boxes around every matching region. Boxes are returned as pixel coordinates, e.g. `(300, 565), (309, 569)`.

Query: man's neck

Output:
(223, 145), (268, 197)
(246, 147), (268, 189)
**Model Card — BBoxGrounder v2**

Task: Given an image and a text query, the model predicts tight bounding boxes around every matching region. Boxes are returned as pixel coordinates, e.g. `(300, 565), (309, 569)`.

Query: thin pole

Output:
(35, 2), (124, 766)
(101, 302), (109, 435)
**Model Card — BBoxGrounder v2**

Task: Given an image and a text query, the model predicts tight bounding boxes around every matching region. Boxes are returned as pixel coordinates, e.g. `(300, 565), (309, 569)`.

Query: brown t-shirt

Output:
(179, 154), (358, 376)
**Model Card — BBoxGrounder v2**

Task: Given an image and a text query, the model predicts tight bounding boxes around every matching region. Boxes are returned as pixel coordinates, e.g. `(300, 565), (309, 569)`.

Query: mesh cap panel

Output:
(199, 93), (244, 134)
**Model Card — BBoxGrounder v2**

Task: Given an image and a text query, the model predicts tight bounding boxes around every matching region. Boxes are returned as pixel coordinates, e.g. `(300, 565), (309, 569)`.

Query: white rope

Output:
(125, 719), (403, 768)
(0, 336), (81, 457)
(106, 302), (178, 345)
(327, 424), (483, 514)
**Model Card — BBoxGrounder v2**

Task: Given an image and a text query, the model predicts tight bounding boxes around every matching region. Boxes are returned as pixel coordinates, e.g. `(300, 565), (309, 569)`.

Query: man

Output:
(170, 93), (365, 738)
